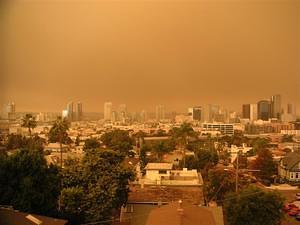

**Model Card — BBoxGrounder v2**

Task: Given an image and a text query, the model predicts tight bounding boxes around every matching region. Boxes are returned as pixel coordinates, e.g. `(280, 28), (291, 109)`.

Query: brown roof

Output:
(145, 202), (222, 225)
(0, 208), (68, 225)
(128, 186), (204, 205)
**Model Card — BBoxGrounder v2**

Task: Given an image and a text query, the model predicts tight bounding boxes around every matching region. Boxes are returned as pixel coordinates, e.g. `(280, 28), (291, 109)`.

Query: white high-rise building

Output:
(118, 104), (127, 122)
(250, 104), (258, 121)
(66, 102), (74, 121)
(104, 102), (112, 121)
(156, 105), (165, 121)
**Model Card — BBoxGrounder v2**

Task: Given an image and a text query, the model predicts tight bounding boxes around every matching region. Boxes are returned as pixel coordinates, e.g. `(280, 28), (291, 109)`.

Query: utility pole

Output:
(235, 150), (239, 193)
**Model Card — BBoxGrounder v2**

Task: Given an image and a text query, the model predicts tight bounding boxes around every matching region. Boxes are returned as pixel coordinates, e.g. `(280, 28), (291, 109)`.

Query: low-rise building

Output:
(143, 163), (202, 186)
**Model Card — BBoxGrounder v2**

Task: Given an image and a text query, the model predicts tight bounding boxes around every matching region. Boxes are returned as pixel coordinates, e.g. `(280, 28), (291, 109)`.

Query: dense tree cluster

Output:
(224, 186), (284, 225)
(179, 148), (218, 171)
(205, 168), (236, 202)
(100, 129), (133, 154)
(0, 148), (60, 216)
(251, 148), (277, 182)
(83, 138), (101, 151)
(60, 149), (134, 224)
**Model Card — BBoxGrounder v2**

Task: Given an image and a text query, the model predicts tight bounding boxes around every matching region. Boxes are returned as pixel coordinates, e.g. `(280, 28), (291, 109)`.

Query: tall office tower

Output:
(188, 106), (202, 121)
(6, 102), (16, 120)
(140, 110), (147, 123)
(104, 102), (112, 121)
(155, 105), (165, 121)
(118, 104), (127, 122)
(76, 102), (83, 121)
(287, 103), (296, 115)
(242, 104), (251, 119)
(111, 111), (117, 123)
(282, 103), (296, 122)
(270, 94), (282, 120)
(257, 100), (270, 121)
(250, 104), (258, 121)
(66, 102), (74, 121)
(202, 104), (220, 122)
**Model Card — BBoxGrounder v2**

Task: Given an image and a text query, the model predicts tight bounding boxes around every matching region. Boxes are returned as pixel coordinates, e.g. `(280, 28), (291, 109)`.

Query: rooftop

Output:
(145, 163), (173, 170)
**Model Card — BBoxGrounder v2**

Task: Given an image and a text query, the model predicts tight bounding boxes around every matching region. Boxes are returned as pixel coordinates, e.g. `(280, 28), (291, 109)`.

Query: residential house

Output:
(278, 152), (300, 182)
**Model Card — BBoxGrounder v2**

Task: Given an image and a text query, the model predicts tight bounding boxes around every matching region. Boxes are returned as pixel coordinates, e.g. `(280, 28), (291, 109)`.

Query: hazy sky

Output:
(1, 0), (300, 113)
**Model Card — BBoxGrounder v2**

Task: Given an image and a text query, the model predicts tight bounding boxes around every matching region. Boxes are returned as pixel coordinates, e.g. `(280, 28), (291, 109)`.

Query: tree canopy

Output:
(180, 148), (218, 171)
(205, 168), (236, 202)
(100, 129), (133, 154)
(224, 186), (284, 225)
(83, 138), (101, 151)
(0, 148), (61, 216)
(48, 117), (71, 144)
(21, 114), (37, 136)
(251, 148), (276, 181)
(60, 149), (134, 224)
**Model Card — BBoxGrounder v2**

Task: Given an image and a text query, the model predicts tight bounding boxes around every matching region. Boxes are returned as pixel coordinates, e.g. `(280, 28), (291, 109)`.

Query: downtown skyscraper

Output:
(104, 102), (112, 121)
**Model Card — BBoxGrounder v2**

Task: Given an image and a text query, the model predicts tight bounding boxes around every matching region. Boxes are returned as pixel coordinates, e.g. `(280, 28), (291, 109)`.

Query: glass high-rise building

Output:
(76, 102), (83, 121)
(257, 100), (270, 121)
(67, 102), (74, 121)
(270, 94), (281, 120)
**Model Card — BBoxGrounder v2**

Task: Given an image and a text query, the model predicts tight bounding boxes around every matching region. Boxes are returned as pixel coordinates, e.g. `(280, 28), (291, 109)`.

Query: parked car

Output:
(296, 214), (300, 221)
(296, 193), (300, 197)
(261, 179), (271, 187)
(284, 203), (298, 212)
(288, 209), (300, 216)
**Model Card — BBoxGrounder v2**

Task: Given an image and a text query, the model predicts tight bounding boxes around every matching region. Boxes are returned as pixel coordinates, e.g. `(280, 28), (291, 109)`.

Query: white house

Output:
(143, 163), (203, 186)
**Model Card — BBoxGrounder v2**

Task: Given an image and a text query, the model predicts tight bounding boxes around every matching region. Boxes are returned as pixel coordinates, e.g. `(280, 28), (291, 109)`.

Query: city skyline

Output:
(2, 1), (299, 112)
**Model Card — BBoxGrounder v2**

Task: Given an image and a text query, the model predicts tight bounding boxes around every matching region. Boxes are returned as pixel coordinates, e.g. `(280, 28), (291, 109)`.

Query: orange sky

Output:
(1, 0), (300, 112)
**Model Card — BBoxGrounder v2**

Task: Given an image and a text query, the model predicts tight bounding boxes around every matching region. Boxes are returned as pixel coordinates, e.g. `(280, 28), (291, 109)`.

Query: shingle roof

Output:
(145, 202), (223, 225)
(281, 152), (300, 171)
(0, 208), (68, 225)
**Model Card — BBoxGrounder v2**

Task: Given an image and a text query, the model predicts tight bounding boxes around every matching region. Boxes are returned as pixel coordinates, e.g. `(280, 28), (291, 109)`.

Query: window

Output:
(296, 173), (299, 179)
(291, 174), (294, 179)
(159, 170), (167, 174)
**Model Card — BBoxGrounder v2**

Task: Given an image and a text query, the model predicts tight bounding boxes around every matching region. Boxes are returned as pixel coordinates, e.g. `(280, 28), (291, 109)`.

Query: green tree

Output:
(251, 148), (276, 181)
(251, 137), (271, 153)
(0, 148), (61, 216)
(48, 117), (70, 168)
(224, 186), (284, 225)
(83, 138), (100, 151)
(180, 148), (218, 171)
(100, 129), (133, 154)
(170, 123), (197, 167)
(6, 134), (27, 150)
(205, 168), (236, 202)
(21, 114), (37, 137)
(60, 149), (134, 224)
(152, 141), (173, 161)
(60, 187), (85, 224)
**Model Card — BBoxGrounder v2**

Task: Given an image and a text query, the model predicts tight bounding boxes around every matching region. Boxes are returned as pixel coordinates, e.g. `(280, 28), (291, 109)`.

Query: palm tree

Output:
(48, 117), (70, 168)
(21, 114), (37, 137)
(170, 123), (197, 167)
